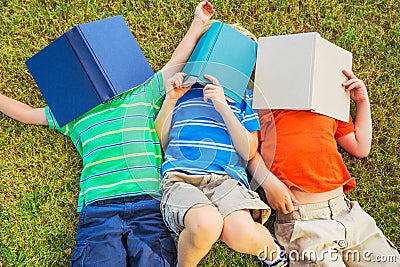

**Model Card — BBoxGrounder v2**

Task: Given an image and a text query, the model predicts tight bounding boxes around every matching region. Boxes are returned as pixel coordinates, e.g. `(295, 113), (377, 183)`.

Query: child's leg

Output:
(178, 204), (223, 267)
(275, 194), (400, 266)
(72, 203), (127, 266)
(221, 209), (277, 260)
(340, 200), (400, 267)
(161, 172), (224, 267)
(204, 175), (286, 265)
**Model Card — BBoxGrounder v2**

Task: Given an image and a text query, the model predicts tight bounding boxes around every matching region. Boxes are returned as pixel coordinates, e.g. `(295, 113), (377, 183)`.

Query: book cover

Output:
(182, 21), (257, 103)
(253, 32), (352, 122)
(26, 15), (154, 127)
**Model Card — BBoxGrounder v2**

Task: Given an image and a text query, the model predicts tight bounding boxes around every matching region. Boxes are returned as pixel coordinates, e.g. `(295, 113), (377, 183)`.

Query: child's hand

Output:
(166, 72), (191, 101)
(203, 74), (229, 113)
(342, 69), (369, 103)
(194, 1), (215, 24)
(264, 175), (298, 214)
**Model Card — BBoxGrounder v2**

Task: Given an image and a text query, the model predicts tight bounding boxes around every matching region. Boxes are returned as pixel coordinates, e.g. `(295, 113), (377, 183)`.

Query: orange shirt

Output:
(258, 110), (356, 193)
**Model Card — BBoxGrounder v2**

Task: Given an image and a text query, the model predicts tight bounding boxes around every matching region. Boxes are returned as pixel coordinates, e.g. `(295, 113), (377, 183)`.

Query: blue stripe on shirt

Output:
(162, 85), (259, 188)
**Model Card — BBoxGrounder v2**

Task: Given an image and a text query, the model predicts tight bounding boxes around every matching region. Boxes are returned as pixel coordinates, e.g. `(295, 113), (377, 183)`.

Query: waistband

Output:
(89, 194), (158, 206)
(276, 194), (351, 221)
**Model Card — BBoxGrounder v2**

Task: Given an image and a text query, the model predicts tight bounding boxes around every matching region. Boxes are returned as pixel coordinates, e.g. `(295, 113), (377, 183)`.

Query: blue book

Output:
(26, 15), (154, 126)
(182, 22), (257, 103)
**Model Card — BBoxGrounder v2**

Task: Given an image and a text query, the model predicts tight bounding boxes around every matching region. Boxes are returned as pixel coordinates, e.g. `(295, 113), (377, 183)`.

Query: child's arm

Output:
(155, 73), (191, 149)
(203, 74), (258, 160)
(248, 152), (298, 214)
(161, 1), (214, 87)
(336, 70), (372, 158)
(0, 93), (48, 125)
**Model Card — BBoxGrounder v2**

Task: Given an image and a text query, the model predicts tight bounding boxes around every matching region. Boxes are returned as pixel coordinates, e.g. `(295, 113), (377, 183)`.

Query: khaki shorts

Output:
(161, 171), (271, 234)
(275, 194), (400, 267)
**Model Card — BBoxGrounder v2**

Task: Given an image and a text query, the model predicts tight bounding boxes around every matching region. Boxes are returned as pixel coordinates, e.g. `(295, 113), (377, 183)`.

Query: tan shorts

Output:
(275, 194), (400, 267)
(160, 171), (271, 234)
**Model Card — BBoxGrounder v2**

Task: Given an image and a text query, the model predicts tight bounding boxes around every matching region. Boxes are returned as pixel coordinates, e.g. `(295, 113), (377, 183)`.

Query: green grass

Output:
(0, 0), (399, 266)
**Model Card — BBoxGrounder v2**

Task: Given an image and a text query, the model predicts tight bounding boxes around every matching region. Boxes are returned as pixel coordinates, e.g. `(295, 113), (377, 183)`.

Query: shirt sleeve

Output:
(240, 90), (260, 133)
(150, 71), (165, 101)
(257, 109), (274, 143)
(147, 71), (165, 116)
(44, 106), (70, 135)
(335, 115), (355, 139)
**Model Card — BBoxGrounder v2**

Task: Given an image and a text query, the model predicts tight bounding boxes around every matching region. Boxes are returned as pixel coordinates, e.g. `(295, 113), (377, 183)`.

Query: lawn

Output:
(0, 0), (399, 266)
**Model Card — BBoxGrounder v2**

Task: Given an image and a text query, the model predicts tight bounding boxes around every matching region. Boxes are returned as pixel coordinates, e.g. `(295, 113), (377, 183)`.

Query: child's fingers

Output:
(203, 74), (220, 86)
(342, 69), (357, 80)
(345, 82), (361, 92)
(170, 72), (186, 89)
(176, 72), (186, 87)
(203, 91), (215, 100)
(343, 79), (366, 90)
(205, 2), (215, 14)
(342, 78), (359, 87)
(344, 80), (365, 92)
(284, 200), (294, 214)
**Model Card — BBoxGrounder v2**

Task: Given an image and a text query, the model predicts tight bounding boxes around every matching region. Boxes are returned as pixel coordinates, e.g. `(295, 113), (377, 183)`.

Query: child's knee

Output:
(221, 210), (258, 243)
(184, 204), (223, 244)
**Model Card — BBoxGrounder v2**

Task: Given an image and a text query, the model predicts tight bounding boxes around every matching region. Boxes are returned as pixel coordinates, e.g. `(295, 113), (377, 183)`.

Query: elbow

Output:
(243, 147), (257, 161)
(354, 152), (370, 159)
(245, 137), (259, 161)
(352, 147), (371, 158)
(249, 148), (257, 161)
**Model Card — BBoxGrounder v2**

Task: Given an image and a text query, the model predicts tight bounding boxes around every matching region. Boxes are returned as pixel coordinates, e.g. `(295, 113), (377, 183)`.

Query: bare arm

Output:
(155, 73), (191, 149)
(161, 1), (214, 86)
(248, 152), (298, 214)
(337, 70), (372, 158)
(0, 93), (48, 125)
(203, 74), (258, 160)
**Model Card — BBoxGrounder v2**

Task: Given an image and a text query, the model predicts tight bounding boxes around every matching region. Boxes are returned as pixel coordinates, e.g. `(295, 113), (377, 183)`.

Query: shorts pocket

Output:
(70, 243), (88, 267)
(386, 238), (398, 250)
(385, 238), (400, 261)
(274, 220), (296, 250)
(159, 235), (177, 267)
(77, 207), (88, 225)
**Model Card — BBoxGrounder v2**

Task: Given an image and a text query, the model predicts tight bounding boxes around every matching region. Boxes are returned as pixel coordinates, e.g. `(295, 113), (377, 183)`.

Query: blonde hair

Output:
(200, 20), (257, 42)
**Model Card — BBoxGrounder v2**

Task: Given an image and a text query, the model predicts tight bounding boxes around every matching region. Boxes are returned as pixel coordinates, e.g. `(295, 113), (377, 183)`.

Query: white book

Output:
(253, 32), (352, 122)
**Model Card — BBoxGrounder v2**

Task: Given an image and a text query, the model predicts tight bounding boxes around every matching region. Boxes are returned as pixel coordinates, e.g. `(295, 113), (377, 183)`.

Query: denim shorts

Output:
(70, 195), (177, 267)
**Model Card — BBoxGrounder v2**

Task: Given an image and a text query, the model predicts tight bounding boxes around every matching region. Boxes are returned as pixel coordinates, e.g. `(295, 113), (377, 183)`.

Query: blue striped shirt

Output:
(162, 84), (259, 188)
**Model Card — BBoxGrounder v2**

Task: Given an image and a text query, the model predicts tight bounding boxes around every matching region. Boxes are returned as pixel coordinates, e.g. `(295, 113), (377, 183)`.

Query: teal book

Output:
(26, 15), (154, 127)
(182, 22), (257, 103)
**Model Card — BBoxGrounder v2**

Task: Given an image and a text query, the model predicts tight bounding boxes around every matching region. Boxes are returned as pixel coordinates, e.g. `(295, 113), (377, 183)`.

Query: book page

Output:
(311, 36), (352, 122)
(253, 33), (315, 110)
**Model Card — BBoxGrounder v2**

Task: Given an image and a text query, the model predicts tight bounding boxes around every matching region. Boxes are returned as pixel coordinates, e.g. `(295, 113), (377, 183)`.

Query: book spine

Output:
(309, 33), (317, 107)
(185, 22), (223, 78)
(200, 22), (223, 76)
(65, 28), (114, 101)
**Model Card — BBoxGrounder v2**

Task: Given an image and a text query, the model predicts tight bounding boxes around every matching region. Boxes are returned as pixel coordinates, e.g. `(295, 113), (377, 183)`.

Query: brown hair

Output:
(201, 20), (257, 42)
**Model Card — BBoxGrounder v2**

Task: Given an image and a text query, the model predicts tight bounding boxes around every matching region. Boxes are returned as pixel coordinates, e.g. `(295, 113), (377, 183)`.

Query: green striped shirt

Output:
(45, 71), (165, 211)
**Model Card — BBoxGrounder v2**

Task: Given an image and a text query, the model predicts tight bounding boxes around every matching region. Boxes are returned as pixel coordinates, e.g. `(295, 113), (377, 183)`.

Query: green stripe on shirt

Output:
(45, 71), (165, 211)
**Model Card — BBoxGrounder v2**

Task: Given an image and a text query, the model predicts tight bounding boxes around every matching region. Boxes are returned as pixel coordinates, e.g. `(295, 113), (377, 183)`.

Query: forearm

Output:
(339, 69), (372, 157)
(155, 98), (177, 149)
(162, 18), (206, 80)
(248, 152), (298, 212)
(354, 99), (372, 155)
(219, 106), (258, 160)
(247, 152), (272, 190)
(0, 94), (47, 125)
